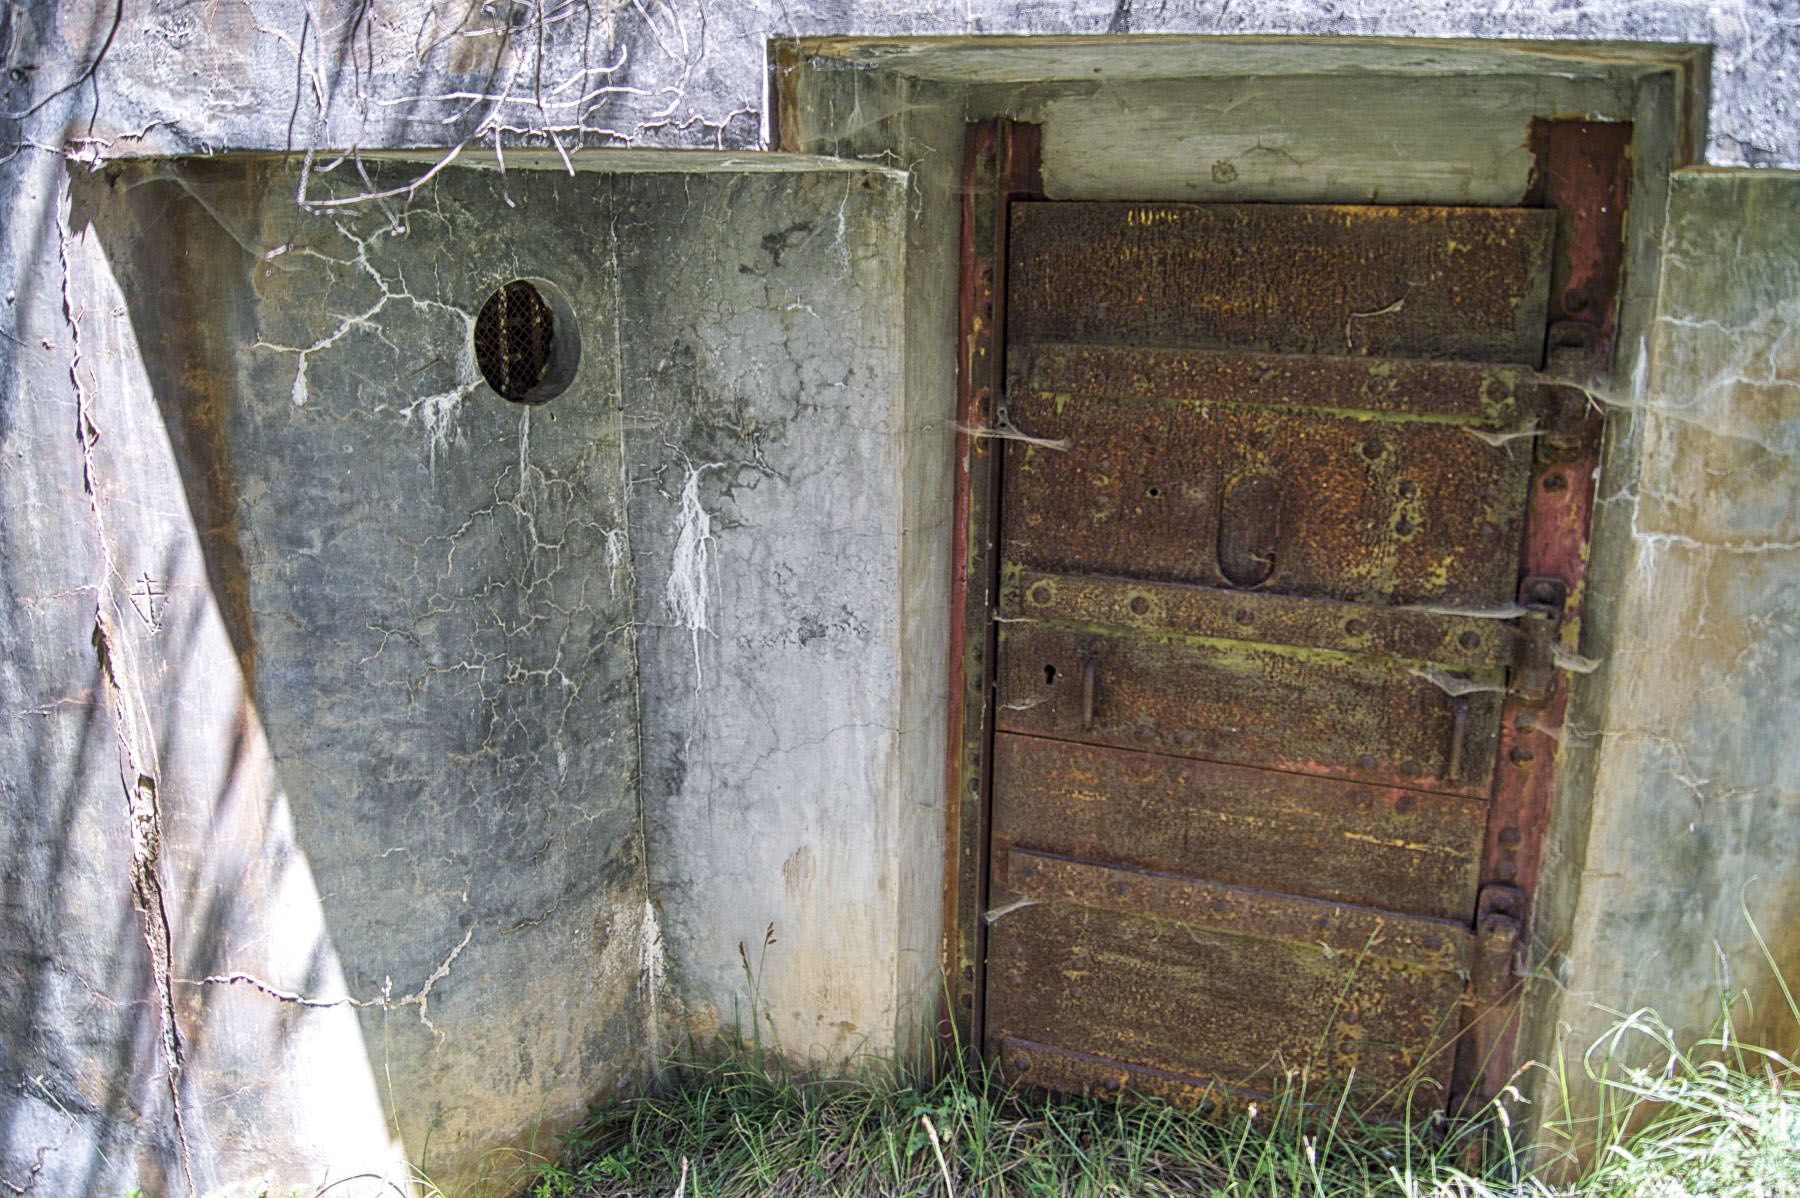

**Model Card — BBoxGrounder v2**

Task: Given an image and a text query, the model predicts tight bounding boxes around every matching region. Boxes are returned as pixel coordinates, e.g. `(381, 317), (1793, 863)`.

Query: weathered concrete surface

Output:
(763, 60), (970, 1063)
(612, 165), (923, 1062)
(2, 3), (1800, 1195)
(1548, 169), (1800, 1076)
(0, 157), (661, 1197)
(1, 163), (417, 1194)
(221, 159), (655, 1194)
(3, 147), (914, 1195)
(4, 3), (1798, 166)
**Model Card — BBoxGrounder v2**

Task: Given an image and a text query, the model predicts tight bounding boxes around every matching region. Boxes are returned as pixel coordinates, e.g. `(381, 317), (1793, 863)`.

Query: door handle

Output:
(1082, 657), (1098, 732)
(1446, 699), (1469, 782)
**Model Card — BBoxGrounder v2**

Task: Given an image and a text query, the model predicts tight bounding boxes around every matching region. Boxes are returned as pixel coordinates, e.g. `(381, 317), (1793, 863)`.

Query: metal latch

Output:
(1509, 576), (1567, 706)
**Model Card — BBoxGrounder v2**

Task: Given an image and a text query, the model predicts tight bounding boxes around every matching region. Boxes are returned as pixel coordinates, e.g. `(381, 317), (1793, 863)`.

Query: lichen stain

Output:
(781, 844), (816, 899)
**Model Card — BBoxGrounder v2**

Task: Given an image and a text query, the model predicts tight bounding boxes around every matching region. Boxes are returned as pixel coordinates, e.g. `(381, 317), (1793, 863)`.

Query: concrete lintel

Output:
(100, 146), (910, 180)
(778, 32), (1709, 84)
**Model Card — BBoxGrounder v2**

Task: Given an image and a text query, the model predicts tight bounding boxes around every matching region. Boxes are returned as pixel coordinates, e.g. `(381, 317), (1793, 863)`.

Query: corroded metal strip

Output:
(1000, 380), (1535, 608)
(996, 621), (1502, 798)
(1532, 120), (1634, 379)
(944, 121), (1000, 1054)
(1023, 345), (1545, 425)
(1001, 847), (1472, 972)
(944, 120), (1041, 1056)
(1454, 120), (1627, 1112)
(1008, 202), (1557, 362)
(991, 732), (1484, 922)
(986, 902), (1465, 1105)
(1001, 567), (1516, 672)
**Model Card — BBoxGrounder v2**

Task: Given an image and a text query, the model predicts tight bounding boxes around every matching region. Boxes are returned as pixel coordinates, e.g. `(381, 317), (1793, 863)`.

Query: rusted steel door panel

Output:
(1007, 203), (1557, 362)
(1001, 371), (1535, 607)
(996, 621), (1501, 798)
(1002, 567), (1516, 672)
(963, 171), (1607, 1116)
(1001, 848), (1472, 971)
(986, 898), (1466, 1106)
(993, 1037), (1252, 1109)
(991, 733), (1484, 921)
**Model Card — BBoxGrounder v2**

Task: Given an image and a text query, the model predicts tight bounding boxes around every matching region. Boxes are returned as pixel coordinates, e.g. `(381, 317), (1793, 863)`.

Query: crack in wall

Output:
(56, 189), (195, 1196)
(255, 216), (480, 462)
(184, 925), (474, 1042)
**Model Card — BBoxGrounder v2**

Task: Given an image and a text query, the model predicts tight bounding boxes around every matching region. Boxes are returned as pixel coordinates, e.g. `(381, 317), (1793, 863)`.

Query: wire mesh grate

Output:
(474, 280), (557, 402)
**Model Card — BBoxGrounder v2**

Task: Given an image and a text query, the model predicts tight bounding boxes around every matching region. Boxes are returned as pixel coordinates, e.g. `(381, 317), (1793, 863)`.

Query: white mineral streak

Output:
(665, 462), (719, 680)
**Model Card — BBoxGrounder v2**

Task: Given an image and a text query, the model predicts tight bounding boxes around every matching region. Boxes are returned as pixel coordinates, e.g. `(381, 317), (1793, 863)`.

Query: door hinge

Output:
(1456, 882), (1528, 1112)
(1509, 576), (1567, 706)
(1471, 883), (1526, 1003)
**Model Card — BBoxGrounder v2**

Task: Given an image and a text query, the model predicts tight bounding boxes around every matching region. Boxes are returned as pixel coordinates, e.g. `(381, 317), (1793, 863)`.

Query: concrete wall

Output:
(20, 156), (658, 1196)
(610, 165), (920, 1063)
(2, 2), (1798, 1194)
(6, 3), (1797, 164)
(3, 150), (909, 1197)
(1557, 169), (1800, 1066)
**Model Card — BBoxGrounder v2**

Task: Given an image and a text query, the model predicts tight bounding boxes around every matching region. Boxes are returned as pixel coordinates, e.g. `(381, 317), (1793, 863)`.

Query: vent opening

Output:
(473, 278), (580, 404)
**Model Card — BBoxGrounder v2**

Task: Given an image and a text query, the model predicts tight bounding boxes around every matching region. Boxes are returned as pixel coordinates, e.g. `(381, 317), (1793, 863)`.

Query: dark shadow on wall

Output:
(54, 155), (654, 1196)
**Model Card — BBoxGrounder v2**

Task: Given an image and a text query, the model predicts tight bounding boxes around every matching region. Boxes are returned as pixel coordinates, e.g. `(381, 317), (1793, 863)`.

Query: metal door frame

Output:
(944, 119), (1041, 1061)
(942, 117), (1632, 1112)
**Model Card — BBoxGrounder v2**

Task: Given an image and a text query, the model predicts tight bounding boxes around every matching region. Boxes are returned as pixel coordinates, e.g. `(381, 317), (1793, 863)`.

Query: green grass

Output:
(520, 1004), (1799, 1198)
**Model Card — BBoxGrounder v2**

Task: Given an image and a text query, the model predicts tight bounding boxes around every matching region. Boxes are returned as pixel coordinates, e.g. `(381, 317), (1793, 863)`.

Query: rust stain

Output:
(944, 121), (1042, 1055)
(75, 165), (260, 684)
(1024, 344), (1542, 424)
(1458, 120), (1627, 1108)
(987, 901), (1464, 1110)
(1003, 567), (1517, 672)
(1002, 847), (1472, 972)
(979, 190), (1590, 1117)
(1530, 120), (1634, 372)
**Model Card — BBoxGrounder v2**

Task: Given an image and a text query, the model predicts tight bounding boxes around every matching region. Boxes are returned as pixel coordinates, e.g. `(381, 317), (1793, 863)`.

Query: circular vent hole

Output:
(473, 278), (579, 404)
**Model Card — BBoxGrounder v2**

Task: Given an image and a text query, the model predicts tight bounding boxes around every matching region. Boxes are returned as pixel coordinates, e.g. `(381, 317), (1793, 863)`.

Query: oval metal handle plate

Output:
(1217, 472), (1281, 588)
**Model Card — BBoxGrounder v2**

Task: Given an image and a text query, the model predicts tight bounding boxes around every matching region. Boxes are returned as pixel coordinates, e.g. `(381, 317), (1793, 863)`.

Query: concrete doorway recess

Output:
(773, 32), (1706, 1134)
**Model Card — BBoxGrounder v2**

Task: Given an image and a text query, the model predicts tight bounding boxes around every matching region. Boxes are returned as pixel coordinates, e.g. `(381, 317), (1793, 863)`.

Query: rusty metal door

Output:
(977, 196), (1591, 1113)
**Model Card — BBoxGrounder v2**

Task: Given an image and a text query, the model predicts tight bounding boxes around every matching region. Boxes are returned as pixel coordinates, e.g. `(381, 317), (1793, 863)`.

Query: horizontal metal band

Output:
(1001, 566), (1517, 671)
(1007, 201), (1555, 363)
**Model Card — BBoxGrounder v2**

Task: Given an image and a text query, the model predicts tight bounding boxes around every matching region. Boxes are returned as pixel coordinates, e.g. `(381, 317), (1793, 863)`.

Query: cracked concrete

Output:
(4, 150), (909, 1196)
(12, 157), (662, 1195)
(2, 3), (1800, 1195)
(1546, 170), (1800, 1080)
(7, 3), (1800, 166)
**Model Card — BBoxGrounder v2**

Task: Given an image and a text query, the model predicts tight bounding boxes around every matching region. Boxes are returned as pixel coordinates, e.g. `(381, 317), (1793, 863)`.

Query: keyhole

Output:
(1044, 664), (1057, 685)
